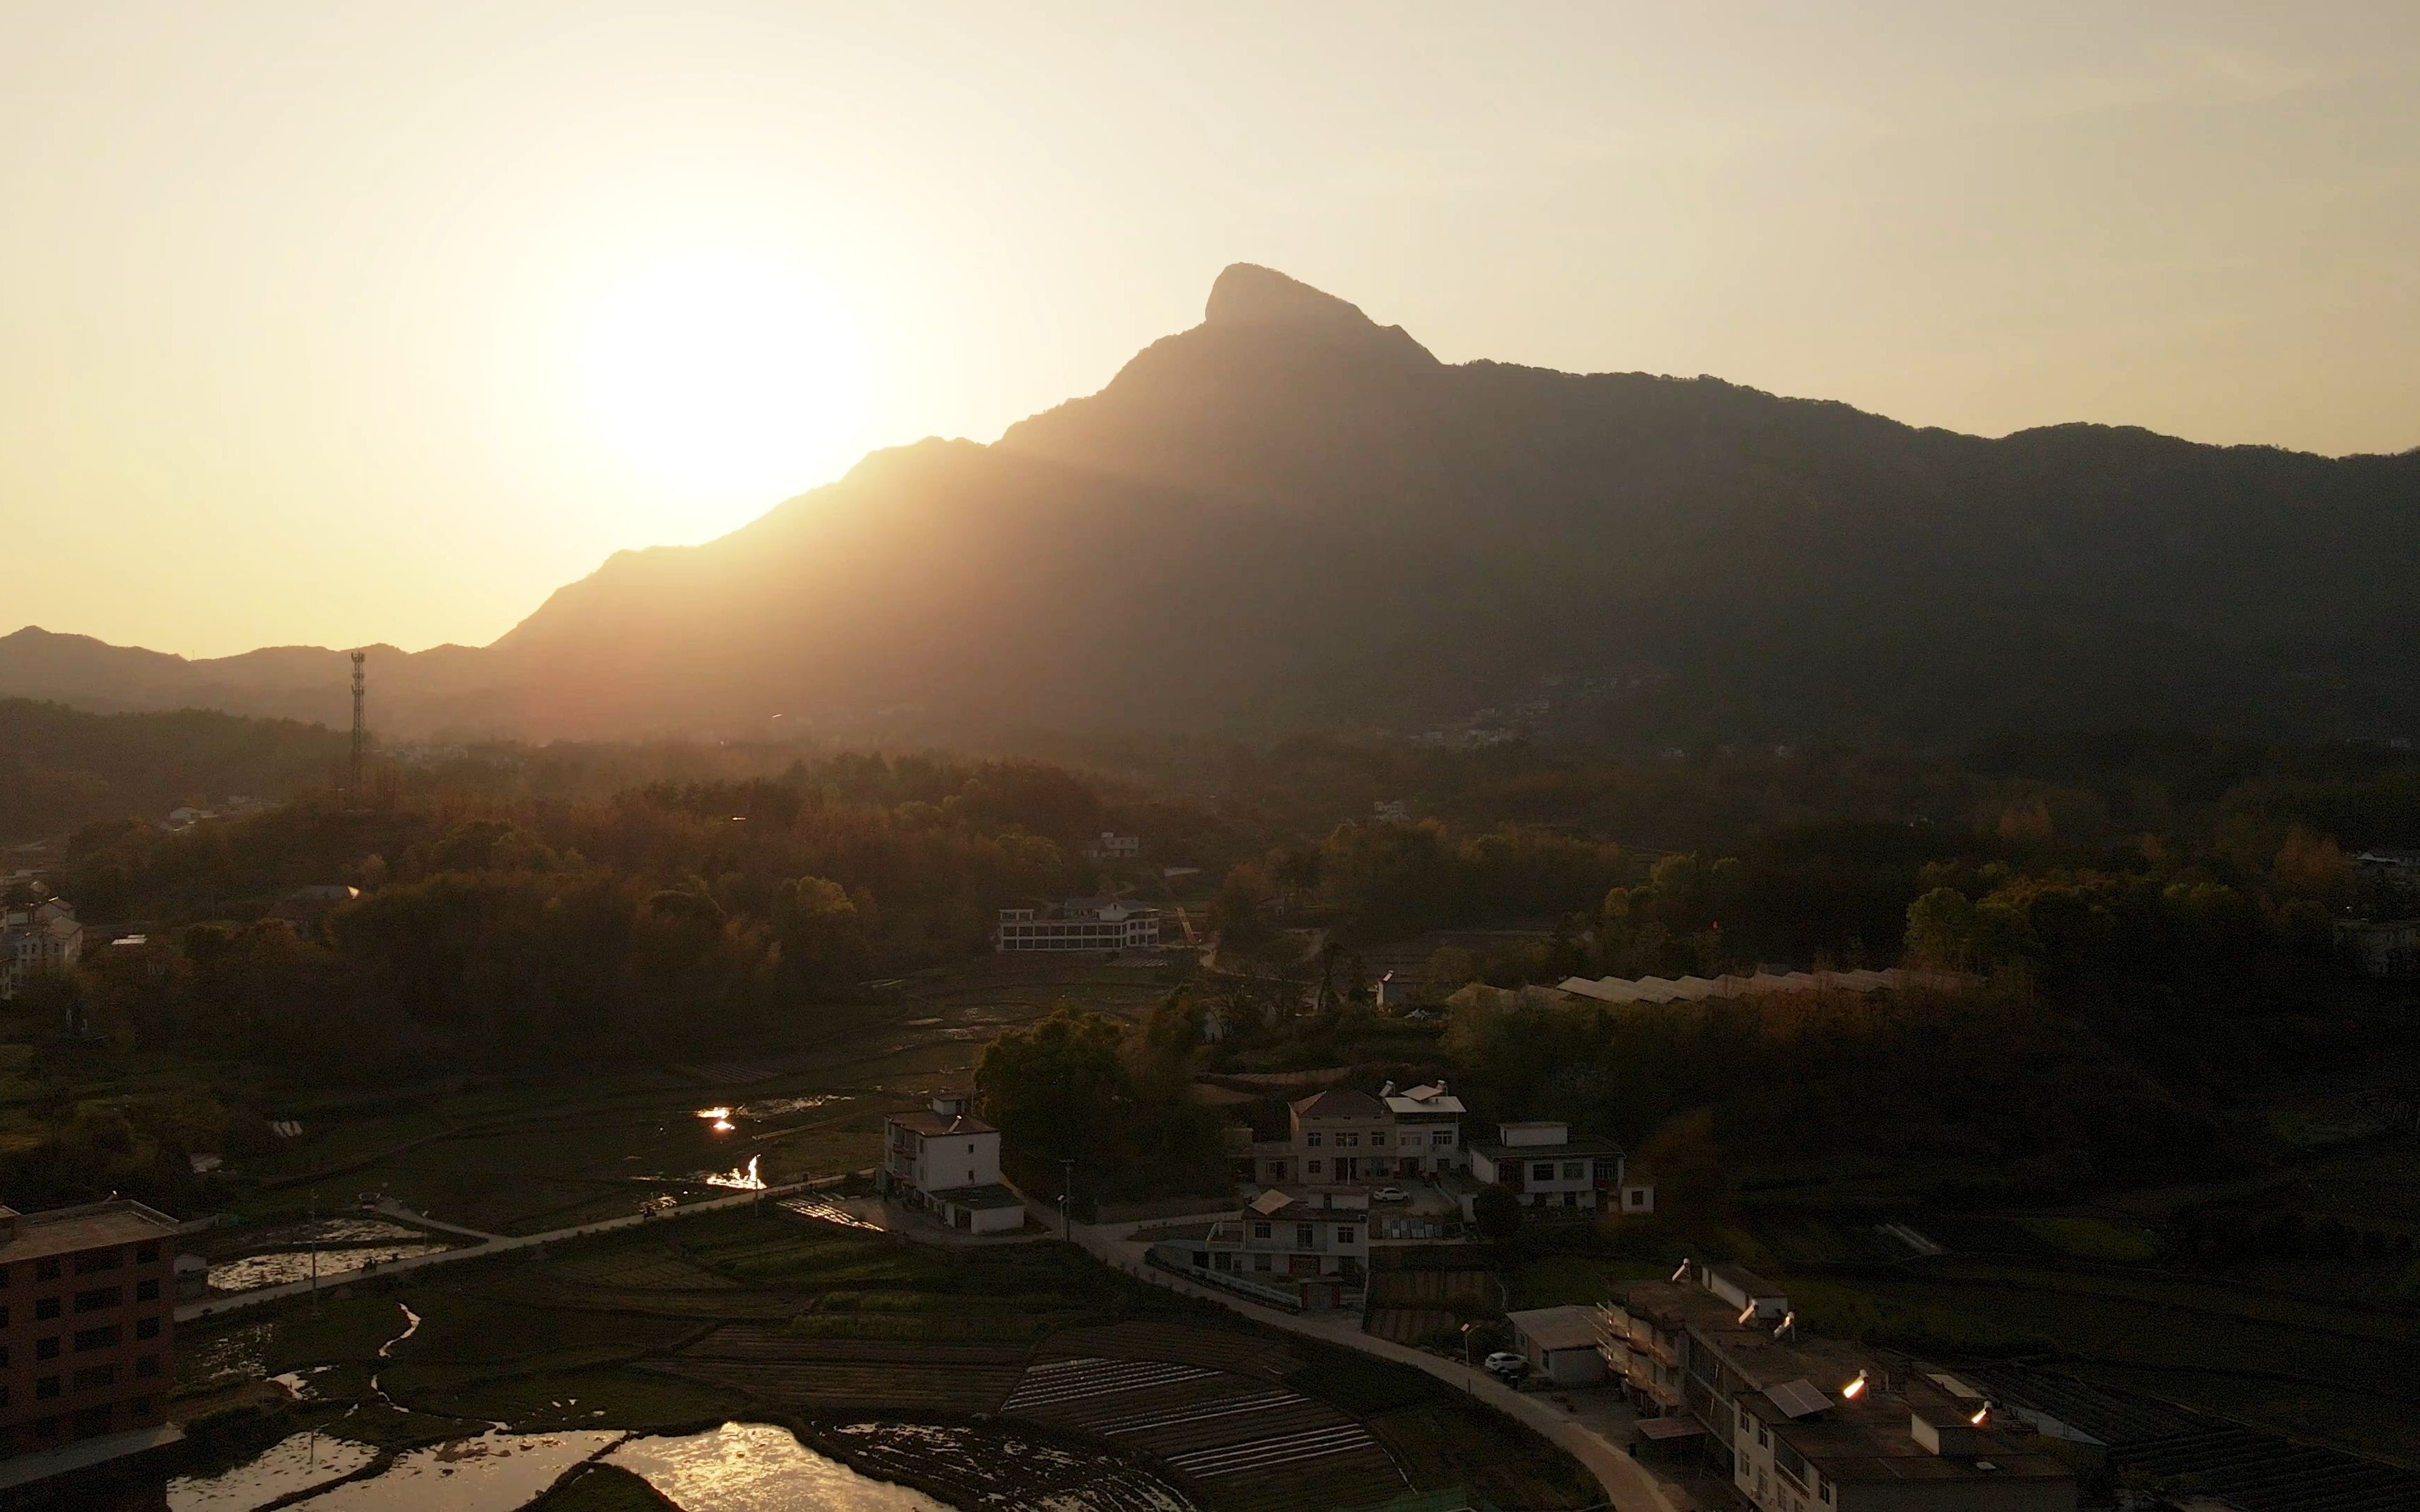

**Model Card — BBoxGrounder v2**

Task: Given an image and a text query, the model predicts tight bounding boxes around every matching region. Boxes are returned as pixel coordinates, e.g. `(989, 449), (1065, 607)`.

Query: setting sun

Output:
(578, 252), (868, 502)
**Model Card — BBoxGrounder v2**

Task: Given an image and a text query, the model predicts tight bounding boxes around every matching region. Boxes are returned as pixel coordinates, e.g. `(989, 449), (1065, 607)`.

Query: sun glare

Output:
(578, 253), (868, 505)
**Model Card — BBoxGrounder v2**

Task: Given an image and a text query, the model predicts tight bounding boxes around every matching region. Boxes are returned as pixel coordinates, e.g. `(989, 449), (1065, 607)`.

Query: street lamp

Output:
(1060, 1158), (1076, 1239)
(1461, 1321), (1477, 1375)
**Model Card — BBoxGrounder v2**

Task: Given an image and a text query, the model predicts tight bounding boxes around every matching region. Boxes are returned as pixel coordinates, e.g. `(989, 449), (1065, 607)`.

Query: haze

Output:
(4, 3), (2415, 658)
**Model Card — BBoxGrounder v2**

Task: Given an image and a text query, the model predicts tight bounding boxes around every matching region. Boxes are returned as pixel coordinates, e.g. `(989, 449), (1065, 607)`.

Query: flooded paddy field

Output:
(148, 1202), (1592, 1512)
(225, 956), (1181, 1239)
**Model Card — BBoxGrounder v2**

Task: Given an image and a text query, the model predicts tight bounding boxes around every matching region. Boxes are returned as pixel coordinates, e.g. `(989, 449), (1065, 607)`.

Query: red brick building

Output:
(0, 1200), (180, 1460)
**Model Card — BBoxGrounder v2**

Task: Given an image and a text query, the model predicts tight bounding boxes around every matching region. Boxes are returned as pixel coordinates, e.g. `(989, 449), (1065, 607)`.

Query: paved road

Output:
(176, 1183), (814, 1323)
(1069, 1214), (1684, 1512)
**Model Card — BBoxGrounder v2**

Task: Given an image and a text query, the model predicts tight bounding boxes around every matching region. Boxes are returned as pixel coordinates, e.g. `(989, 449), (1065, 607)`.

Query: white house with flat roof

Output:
(878, 1096), (1025, 1234)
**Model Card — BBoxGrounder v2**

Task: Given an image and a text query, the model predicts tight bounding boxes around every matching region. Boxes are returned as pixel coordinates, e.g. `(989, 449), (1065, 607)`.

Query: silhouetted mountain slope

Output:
(7, 264), (2414, 744)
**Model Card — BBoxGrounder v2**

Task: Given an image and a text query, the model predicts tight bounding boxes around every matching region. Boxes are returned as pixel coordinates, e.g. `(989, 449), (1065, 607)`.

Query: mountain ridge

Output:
(7, 264), (2414, 746)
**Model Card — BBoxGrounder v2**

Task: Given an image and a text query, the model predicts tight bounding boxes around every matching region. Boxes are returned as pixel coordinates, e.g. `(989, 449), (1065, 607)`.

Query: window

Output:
(1307, 1160), (1322, 1175)
(137, 1278), (159, 1302)
(1563, 1161), (1585, 1180)
(1532, 1162), (1555, 1183)
(1820, 1482), (1833, 1504)
(73, 1364), (116, 1391)
(1337, 1226), (1356, 1245)
(1432, 1130), (1451, 1146)
(1371, 1132), (1387, 1146)
(1295, 1224), (1314, 1247)
(136, 1354), (160, 1378)
(137, 1315), (160, 1340)
(36, 1257), (60, 1281)
(1338, 1133), (1358, 1147)
(136, 1241), (160, 1264)
(1758, 1424), (1769, 1447)
(0, 1305), (8, 1327)
(74, 1286), (122, 1312)
(1305, 1133), (1323, 1147)
(36, 1336), (61, 1361)
(36, 1376), (60, 1400)
(72, 1248), (123, 1275)
(75, 1325), (121, 1352)
(36, 1296), (60, 1320)
(1251, 1222), (1272, 1240)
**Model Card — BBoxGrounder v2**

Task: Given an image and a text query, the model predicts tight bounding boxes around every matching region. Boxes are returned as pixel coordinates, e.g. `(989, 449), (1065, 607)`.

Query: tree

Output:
(1472, 1182), (1523, 1241)
(974, 1006), (1132, 1168)
(1903, 886), (1981, 969)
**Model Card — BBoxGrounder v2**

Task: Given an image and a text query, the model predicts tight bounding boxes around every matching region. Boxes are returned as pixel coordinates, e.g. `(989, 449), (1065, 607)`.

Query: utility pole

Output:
(1059, 1158), (1076, 1239)
(308, 1189), (320, 1309)
(347, 650), (367, 804)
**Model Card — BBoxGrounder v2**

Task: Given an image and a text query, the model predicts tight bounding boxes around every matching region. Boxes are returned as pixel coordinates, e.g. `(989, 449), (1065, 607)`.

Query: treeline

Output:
(0, 698), (349, 843)
(47, 755), (1207, 1076)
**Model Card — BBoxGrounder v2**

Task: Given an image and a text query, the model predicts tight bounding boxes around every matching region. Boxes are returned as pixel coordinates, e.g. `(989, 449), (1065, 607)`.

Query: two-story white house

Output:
(877, 1095), (1025, 1233)
(1150, 1186), (1370, 1311)
(1468, 1119), (1650, 1213)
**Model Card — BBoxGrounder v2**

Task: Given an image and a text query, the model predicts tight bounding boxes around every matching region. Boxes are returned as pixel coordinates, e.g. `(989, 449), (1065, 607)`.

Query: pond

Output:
(158, 1422), (959, 1512)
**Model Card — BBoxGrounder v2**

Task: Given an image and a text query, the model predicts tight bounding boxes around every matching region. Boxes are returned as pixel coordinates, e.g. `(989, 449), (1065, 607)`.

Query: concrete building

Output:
(1, 899), (83, 1002)
(994, 898), (1160, 953)
(1152, 1187), (1368, 1310)
(1508, 1305), (1610, 1385)
(0, 1200), (181, 1465)
(1600, 1265), (2075, 1512)
(1243, 1084), (1470, 1189)
(1467, 1120), (1629, 1212)
(877, 1096), (1025, 1234)
(1081, 832), (1141, 861)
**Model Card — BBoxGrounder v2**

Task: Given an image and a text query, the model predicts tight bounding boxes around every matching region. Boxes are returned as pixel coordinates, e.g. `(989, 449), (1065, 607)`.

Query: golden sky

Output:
(4, 4), (2415, 658)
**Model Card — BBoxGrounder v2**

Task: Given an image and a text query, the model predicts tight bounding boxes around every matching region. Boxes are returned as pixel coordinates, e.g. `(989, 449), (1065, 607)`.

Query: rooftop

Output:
(924, 1182), (1024, 1210)
(886, 1109), (998, 1138)
(1508, 1304), (1601, 1352)
(0, 1198), (181, 1265)
(1470, 1137), (1622, 1159)
(1291, 1088), (1387, 1119)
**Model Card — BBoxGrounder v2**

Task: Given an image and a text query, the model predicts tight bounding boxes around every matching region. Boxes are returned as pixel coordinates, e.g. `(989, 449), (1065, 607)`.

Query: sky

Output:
(4, 3), (2415, 659)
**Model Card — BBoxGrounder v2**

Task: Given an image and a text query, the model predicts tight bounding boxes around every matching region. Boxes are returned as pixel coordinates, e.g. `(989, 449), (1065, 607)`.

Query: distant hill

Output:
(7, 263), (2415, 746)
(0, 699), (349, 844)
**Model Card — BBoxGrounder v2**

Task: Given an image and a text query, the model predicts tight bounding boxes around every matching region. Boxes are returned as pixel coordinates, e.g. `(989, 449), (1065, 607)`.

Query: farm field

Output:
(208, 955), (1184, 1240)
(158, 1204), (1597, 1512)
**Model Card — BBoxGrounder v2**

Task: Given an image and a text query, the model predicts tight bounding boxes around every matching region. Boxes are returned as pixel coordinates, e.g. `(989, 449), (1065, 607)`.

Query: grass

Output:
(2013, 1215), (2164, 1263)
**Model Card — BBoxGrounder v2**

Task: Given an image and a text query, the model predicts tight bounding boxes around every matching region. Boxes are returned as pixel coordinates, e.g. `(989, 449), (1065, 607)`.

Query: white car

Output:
(1483, 1351), (1529, 1377)
(1372, 1186), (1408, 1203)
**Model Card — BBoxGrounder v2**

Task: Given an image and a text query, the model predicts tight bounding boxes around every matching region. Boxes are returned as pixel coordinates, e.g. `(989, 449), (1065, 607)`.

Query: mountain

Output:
(7, 263), (2416, 748)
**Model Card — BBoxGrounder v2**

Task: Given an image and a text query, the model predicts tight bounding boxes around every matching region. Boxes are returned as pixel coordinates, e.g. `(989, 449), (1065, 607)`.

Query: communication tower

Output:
(349, 650), (367, 802)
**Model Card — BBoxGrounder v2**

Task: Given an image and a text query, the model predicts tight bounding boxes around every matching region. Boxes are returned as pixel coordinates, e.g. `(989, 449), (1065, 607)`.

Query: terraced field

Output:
(167, 1208), (1597, 1512)
(1004, 1347), (1405, 1512)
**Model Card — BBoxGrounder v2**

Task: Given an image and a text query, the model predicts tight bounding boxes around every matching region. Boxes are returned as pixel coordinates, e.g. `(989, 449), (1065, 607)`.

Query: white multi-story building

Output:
(1080, 832), (1141, 861)
(1468, 1119), (1650, 1212)
(877, 1096), (1025, 1233)
(1150, 1187), (1370, 1310)
(994, 898), (1160, 953)
(1, 899), (83, 1001)
(1240, 1082), (1470, 1189)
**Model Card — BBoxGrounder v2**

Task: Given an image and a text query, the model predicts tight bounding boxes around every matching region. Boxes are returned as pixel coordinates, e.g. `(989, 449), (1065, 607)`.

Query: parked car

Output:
(1372, 1186), (1408, 1203)
(1483, 1351), (1529, 1380)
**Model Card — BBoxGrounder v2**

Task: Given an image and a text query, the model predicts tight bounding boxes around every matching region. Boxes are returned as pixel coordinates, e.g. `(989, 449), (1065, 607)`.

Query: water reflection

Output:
(735, 1093), (844, 1117)
(697, 1106), (737, 1133)
(609, 1422), (947, 1512)
(167, 1431), (377, 1509)
(209, 1243), (447, 1292)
